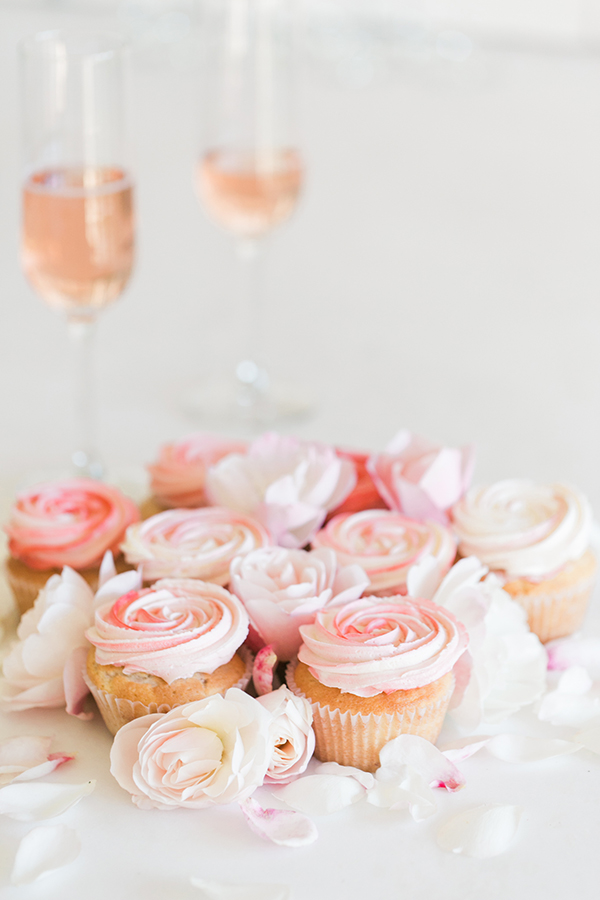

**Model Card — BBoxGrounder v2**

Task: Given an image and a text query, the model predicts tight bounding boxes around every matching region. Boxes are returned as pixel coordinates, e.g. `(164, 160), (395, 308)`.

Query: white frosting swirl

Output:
(452, 480), (593, 578)
(86, 578), (249, 683)
(311, 510), (456, 594)
(121, 507), (271, 584)
(298, 596), (468, 697)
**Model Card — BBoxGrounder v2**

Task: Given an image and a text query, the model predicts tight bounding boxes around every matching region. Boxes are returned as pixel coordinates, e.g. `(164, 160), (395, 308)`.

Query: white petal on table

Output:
(437, 804), (523, 858)
(239, 796), (318, 847)
(538, 667), (600, 727)
(546, 636), (600, 673)
(314, 761), (375, 790)
(573, 725), (600, 754)
(13, 754), (74, 782)
(486, 734), (582, 762)
(191, 878), (290, 900)
(275, 773), (365, 815)
(0, 780), (95, 821)
(11, 823), (81, 885)
(379, 734), (465, 791)
(367, 765), (438, 822)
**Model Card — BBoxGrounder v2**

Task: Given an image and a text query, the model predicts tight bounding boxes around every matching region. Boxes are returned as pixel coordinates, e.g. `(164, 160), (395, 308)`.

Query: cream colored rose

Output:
(257, 687), (315, 783)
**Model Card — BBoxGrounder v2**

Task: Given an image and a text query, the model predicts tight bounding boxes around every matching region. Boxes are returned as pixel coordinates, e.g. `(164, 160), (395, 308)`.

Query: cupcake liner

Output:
(286, 660), (454, 772)
(4, 564), (44, 617)
(86, 645), (253, 735)
(508, 576), (596, 644)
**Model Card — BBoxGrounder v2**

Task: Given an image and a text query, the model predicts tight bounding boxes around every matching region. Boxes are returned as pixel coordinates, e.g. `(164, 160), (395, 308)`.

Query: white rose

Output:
(257, 687), (315, 783)
(110, 689), (273, 809)
(230, 547), (369, 660)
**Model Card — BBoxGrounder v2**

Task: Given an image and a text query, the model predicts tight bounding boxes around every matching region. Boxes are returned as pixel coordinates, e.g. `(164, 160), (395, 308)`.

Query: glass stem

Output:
(67, 317), (103, 479)
(234, 237), (271, 415)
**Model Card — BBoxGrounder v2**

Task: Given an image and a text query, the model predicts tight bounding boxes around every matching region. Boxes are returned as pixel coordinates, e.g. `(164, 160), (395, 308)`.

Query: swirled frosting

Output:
(452, 480), (593, 579)
(148, 434), (247, 508)
(311, 510), (456, 594)
(121, 507), (272, 584)
(298, 596), (468, 696)
(86, 578), (249, 683)
(5, 479), (140, 570)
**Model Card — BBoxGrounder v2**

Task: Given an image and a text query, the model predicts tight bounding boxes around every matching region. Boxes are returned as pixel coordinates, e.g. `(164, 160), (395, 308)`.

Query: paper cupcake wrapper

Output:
(286, 660), (454, 773)
(85, 645), (253, 736)
(510, 576), (596, 644)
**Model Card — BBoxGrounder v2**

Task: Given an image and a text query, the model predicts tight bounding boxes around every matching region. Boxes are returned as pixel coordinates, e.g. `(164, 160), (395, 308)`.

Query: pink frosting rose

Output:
(298, 596), (469, 697)
(257, 686), (315, 783)
(120, 507), (272, 585)
(110, 689), (273, 809)
(205, 432), (357, 549)
(367, 431), (475, 526)
(230, 547), (369, 660)
(148, 433), (247, 508)
(5, 479), (140, 570)
(311, 509), (456, 596)
(86, 578), (249, 683)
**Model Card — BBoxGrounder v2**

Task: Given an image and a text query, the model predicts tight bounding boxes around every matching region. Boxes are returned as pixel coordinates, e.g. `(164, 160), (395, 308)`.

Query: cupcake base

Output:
(502, 550), (597, 643)
(5, 555), (131, 617)
(85, 646), (253, 735)
(287, 660), (455, 772)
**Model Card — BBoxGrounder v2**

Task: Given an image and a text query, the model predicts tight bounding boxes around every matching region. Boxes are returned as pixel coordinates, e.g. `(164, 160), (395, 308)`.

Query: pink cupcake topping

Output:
(5, 479), (140, 571)
(121, 507), (272, 584)
(311, 509), (456, 595)
(298, 596), (468, 697)
(148, 433), (247, 508)
(86, 578), (249, 683)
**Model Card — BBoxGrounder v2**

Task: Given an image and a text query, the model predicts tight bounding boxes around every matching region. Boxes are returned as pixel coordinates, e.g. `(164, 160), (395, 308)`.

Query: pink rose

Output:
(5, 479), (140, 570)
(148, 434), (247, 508)
(205, 433), (356, 549)
(230, 547), (369, 660)
(367, 431), (475, 526)
(257, 686), (315, 783)
(110, 689), (273, 809)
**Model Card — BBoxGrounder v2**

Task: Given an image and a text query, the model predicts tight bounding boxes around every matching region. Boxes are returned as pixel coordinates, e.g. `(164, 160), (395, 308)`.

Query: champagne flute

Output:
(20, 30), (134, 478)
(193, 0), (306, 424)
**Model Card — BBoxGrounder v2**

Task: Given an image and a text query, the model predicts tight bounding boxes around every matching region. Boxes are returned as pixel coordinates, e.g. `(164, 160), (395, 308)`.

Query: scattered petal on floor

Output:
(190, 878), (290, 900)
(437, 804), (523, 858)
(275, 773), (365, 815)
(0, 780), (95, 821)
(538, 667), (600, 727)
(486, 734), (582, 763)
(11, 824), (81, 884)
(380, 734), (465, 791)
(0, 736), (66, 785)
(314, 761), (375, 790)
(13, 754), (74, 783)
(239, 796), (318, 847)
(546, 637), (600, 674)
(441, 737), (493, 763)
(367, 765), (437, 822)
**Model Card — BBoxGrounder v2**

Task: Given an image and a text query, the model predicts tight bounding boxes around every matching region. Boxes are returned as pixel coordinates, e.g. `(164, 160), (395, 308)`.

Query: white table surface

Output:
(2, 4), (600, 898)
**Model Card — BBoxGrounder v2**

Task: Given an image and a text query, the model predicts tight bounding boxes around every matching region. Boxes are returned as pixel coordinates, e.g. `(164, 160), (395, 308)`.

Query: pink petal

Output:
(11, 823), (81, 885)
(546, 637), (600, 673)
(418, 447), (464, 509)
(380, 735), (465, 791)
(0, 780), (95, 821)
(239, 796), (318, 847)
(63, 646), (92, 719)
(441, 737), (493, 763)
(0, 735), (52, 770)
(13, 754), (74, 783)
(190, 879), (290, 900)
(252, 645), (278, 696)
(275, 774), (365, 815)
(437, 804), (523, 858)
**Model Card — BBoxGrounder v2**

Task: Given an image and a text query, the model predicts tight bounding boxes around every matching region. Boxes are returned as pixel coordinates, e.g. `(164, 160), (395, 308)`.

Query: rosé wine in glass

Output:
(198, 148), (302, 239)
(22, 166), (134, 316)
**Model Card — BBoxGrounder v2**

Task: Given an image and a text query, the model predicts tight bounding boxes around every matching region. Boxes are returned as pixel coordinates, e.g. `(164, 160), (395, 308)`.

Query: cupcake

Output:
(328, 449), (387, 517)
(288, 596), (468, 771)
(452, 480), (597, 643)
(85, 578), (252, 734)
(311, 509), (456, 596)
(120, 507), (272, 586)
(142, 433), (247, 518)
(4, 479), (139, 615)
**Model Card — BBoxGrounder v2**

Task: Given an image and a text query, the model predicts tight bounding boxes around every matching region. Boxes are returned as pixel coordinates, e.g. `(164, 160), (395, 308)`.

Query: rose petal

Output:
(538, 667), (600, 726)
(275, 773), (365, 815)
(441, 736), (493, 763)
(11, 823), (81, 885)
(573, 725), (600, 754)
(367, 765), (437, 821)
(486, 734), (582, 763)
(315, 761), (375, 790)
(546, 637), (600, 673)
(63, 645), (92, 719)
(93, 568), (142, 611)
(0, 735), (53, 770)
(437, 804), (523, 858)
(190, 878), (290, 900)
(239, 796), (318, 847)
(379, 734), (465, 791)
(98, 550), (117, 588)
(13, 754), (74, 783)
(252, 646), (278, 696)
(0, 780), (95, 821)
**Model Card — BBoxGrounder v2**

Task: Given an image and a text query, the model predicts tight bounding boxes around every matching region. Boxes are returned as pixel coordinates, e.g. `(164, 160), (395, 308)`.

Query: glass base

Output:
(183, 366), (314, 428)
(72, 450), (104, 480)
